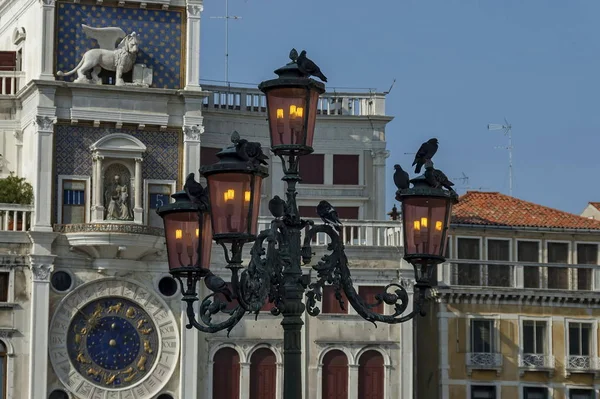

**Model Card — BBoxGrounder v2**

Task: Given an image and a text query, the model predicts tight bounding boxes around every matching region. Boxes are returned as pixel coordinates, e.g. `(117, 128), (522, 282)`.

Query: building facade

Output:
(0, 1), (411, 398)
(417, 191), (600, 399)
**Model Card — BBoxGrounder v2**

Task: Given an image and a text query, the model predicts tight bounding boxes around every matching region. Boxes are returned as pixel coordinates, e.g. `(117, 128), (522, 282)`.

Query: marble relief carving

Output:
(104, 165), (133, 221)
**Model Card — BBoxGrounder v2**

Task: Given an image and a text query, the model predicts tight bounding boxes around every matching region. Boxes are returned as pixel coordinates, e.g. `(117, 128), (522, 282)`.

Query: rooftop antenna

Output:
(210, 0), (242, 85)
(488, 118), (514, 196)
(451, 172), (469, 186)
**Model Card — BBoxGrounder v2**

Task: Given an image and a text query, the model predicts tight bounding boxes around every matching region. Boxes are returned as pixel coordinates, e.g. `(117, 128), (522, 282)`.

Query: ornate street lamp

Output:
(157, 50), (458, 399)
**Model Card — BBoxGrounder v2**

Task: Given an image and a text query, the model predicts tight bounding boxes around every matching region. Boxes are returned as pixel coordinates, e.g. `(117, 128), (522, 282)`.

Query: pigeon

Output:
(297, 50), (328, 82)
(316, 200), (342, 231)
(393, 164), (410, 190)
(184, 173), (208, 206)
(268, 195), (286, 218)
(412, 138), (439, 174)
(234, 137), (269, 166)
(289, 48), (299, 62)
(204, 271), (233, 302)
(424, 161), (454, 190)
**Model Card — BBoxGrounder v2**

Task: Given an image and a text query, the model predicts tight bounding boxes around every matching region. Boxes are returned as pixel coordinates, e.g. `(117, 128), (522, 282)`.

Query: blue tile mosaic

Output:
(56, 2), (184, 89)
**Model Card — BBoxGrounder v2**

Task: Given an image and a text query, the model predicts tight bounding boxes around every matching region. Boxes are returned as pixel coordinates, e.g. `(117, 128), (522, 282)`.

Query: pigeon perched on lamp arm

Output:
(316, 200), (342, 232)
(297, 50), (328, 82)
(268, 196), (286, 219)
(393, 164), (410, 190)
(412, 138), (439, 174)
(204, 271), (233, 302)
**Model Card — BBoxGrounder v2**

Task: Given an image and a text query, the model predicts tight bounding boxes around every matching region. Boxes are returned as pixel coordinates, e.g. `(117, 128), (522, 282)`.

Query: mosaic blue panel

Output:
(56, 2), (184, 89)
(54, 125), (180, 181)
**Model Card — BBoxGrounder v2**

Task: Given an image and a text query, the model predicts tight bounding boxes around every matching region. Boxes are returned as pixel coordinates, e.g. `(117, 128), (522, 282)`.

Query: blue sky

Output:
(200, 0), (600, 215)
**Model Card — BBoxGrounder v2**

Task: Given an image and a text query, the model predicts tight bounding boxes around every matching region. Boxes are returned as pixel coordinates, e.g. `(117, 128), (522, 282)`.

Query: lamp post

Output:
(157, 50), (458, 399)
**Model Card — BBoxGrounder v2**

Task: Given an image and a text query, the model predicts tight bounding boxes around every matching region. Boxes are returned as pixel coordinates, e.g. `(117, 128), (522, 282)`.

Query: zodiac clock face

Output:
(49, 278), (180, 399)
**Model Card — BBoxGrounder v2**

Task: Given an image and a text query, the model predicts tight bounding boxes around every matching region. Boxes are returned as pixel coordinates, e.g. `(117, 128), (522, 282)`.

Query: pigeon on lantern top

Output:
(268, 195), (286, 219)
(424, 160), (455, 192)
(316, 200), (342, 232)
(184, 173), (209, 209)
(231, 131), (269, 167)
(412, 138), (439, 174)
(297, 50), (328, 82)
(393, 164), (410, 190)
(204, 271), (233, 302)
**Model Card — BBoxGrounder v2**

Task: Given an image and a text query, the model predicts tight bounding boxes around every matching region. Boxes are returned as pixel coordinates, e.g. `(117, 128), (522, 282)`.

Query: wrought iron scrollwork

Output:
(303, 224), (427, 325)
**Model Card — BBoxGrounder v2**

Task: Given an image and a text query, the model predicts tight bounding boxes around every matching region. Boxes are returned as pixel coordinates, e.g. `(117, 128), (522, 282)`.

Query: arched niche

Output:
(89, 134), (146, 223)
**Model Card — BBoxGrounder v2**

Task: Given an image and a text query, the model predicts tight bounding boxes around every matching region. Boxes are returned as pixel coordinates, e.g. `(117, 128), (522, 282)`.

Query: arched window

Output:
(213, 347), (240, 399)
(358, 350), (384, 399)
(322, 350), (348, 399)
(250, 348), (276, 399)
(0, 341), (6, 399)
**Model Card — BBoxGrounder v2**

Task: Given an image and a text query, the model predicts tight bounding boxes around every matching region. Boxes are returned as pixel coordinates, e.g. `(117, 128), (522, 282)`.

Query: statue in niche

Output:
(56, 24), (139, 86)
(104, 175), (133, 221)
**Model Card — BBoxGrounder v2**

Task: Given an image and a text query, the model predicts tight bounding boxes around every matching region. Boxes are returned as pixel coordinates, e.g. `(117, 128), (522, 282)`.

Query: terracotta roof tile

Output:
(451, 191), (600, 230)
(589, 202), (600, 211)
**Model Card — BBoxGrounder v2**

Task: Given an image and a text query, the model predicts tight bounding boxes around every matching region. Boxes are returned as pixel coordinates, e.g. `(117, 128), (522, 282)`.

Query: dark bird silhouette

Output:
(268, 195), (286, 218)
(232, 133), (268, 166)
(297, 50), (328, 82)
(393, 164), (410, 190)
(289, 48), (298, 62)
(184, 173), (209, 206)
(316, 200), (342, 231)
(204, 271), (233, 302)
(412, 138), (439, 174)
(424, 161), (455, 191)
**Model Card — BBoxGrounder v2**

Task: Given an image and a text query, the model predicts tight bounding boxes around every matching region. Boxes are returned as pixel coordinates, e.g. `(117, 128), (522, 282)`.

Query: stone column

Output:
(183, 125), (203, 180)
(133, 157), (143, 223)
(28, 254), (55, 399)
(91, 154), (105, 222)
(39, 0), (56, 80)
(32, 116), (56, 232)
(239, 362), (251, 399)
(179, 301), (199, 398)
(371, 149), (390, 220)
(348, 364), (359, 399)
(185, 2), (203, 90)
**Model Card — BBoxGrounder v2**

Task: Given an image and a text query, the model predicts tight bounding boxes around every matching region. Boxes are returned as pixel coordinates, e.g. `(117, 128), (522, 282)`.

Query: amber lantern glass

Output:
(205, 172), (263, 243)
(157, 191), (213, 274)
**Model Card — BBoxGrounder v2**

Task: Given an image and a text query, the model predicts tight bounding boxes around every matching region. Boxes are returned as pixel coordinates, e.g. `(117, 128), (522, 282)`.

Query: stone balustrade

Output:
(0, 71), (25, 95)
(0, 204), (33, 232)
(202, 84), (386, 116)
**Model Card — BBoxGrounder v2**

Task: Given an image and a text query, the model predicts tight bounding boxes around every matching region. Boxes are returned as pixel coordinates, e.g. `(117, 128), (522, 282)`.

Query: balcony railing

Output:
(566, 355), (599, 373)
(466, 352), (503, 375)
(257, 217), (401, 247)
(202, 84), (386, 116)
(445, 259), (596, 291)
(0, 71), (25, 95)
(0, 204), (33, 232)
(518, 353), (555, 375)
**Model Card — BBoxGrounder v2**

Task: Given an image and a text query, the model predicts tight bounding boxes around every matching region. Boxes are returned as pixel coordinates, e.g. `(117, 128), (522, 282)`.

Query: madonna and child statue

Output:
(105, 175), (133, 221)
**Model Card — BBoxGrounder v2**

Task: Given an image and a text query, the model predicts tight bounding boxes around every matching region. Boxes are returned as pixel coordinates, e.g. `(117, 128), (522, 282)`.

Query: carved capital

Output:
(134, 157), (143, 163)
(34, 116), (57, 131)
(13, 130), (23, 144)
(371, 149), (390, 165)
(400, 277), (414, 292)
(183, 125), (204, 142)
(30, 263), (54, 281)
(40, 0), (55, 6)
(187, 4), (203, 17)
(92, 153), (105, 162)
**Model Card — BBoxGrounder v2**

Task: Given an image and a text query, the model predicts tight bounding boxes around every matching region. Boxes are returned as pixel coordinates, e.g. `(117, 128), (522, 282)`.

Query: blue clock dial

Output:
(67, 298), (159, 388)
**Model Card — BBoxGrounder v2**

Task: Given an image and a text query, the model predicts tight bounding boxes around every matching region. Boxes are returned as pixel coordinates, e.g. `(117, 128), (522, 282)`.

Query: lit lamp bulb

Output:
(420, 217), (428, 229)
(289, 105), (297, 118)
(244, 191), (251, 202)
(296, 107), (304, 118)
(276, 108), (284, 141)
(196, 228), (199, 238)
(413, 220), (421, 248)
(435, 221), (442, 231)
(223, 189), (235, 202)
(175, 229), (183, 254)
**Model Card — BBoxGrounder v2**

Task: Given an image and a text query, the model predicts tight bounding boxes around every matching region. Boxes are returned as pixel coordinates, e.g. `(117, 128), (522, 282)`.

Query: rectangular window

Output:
(62, 180), (86, 224)
(471, 319), (495, 353)
(332, 154), (359, 185)
(577, 243), (597, 291)
(547, 242), (569, 290)
(570, 389), (594, 399)
(0, 273), (8, 302)
(523, 320), (546, 355)
(519, 241), (540, 288)
(147, 184), (172, 228)
(299, 154), (324, 184)
(358, 286), (384, 314)
(457, 238), (480, 285)
(569, 322), (592, 356)
(487, 239), (511, 287)
(471, 385), (496, 399)
(523, 387), (548, 399)
(322, 285), (347, 314)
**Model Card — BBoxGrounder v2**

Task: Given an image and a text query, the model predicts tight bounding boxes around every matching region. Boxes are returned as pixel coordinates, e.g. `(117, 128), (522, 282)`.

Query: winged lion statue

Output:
(56, 24), (139, 86)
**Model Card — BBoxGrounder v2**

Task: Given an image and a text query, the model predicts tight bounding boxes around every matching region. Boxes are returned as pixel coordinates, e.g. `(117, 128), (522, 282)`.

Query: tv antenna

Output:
(488, 119), (513, 196)
(210, 0), (242, 85)
(452, 172), (469, 186)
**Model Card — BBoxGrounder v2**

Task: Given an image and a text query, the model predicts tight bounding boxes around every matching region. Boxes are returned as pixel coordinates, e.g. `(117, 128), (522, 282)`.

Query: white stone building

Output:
(0, 1), (411, 398)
